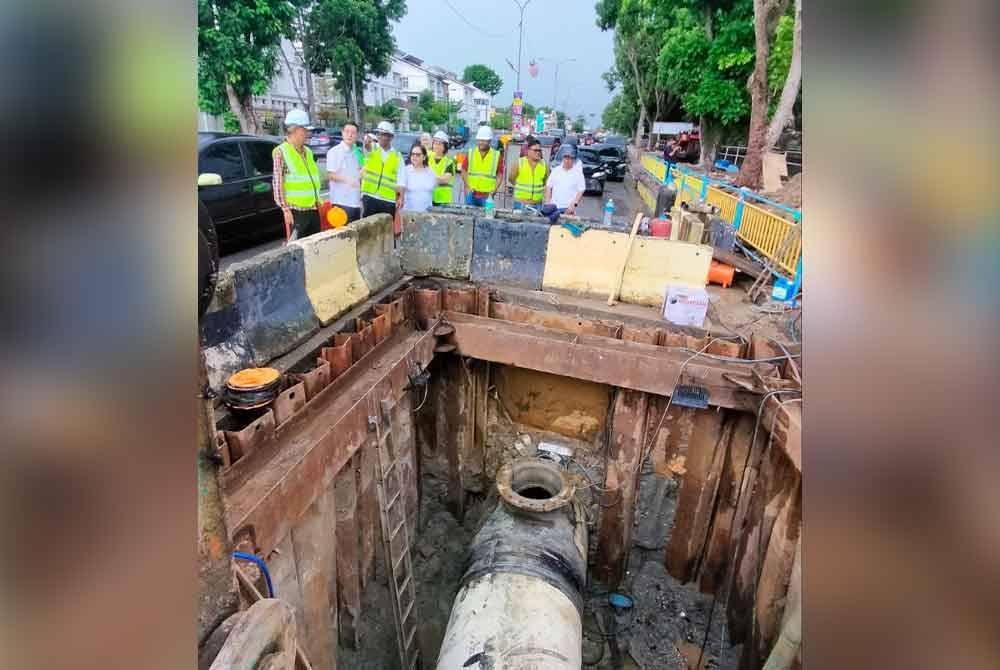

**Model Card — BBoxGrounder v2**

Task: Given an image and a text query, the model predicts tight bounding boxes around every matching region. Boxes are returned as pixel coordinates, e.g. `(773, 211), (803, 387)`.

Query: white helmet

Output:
(284, 108), (310, 128)
(376, 121), (395, 135)
(475, 125), (493, 141)
(433, 131), (449, 142)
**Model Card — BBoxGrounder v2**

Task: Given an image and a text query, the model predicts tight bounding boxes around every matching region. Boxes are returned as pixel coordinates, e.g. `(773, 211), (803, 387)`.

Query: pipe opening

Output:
(515, 485), (554, 500)
(498, 458), (575, 513)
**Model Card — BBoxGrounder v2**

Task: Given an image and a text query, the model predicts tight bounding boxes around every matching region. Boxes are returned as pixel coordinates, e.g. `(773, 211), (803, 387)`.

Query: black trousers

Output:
(362, 195), (397, 219)
(290, 209), (321, 240)
(335, 204), (362, 224)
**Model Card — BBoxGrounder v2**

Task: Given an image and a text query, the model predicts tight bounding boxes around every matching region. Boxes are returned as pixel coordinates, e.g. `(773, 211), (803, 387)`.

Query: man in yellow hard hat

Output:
(461, 125), (502, 207)
(272, 108), (322, 240)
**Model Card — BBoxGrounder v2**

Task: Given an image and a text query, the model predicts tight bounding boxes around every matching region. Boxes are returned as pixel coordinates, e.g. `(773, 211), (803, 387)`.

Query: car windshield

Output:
(538, 136), (555, 146)
(597, 146), (622, 158)
(578, 149), (599, 164)
(604, 136), (626, 146)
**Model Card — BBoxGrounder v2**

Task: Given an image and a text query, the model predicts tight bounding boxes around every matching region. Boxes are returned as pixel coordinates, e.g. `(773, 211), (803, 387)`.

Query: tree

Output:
(379, 101), (402, 123)
(198, 0), (297, 133)
(462, 64), (503, 97)
(736, 0), (788, 189)
(572, 115), (586, 132)
(765, 0), (800, 151)
(304, 0), (406, 129)
(602, 93), (639, 134)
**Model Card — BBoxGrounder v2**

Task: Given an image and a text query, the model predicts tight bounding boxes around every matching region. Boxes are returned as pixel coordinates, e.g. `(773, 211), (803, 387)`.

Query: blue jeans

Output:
(466, 193), (489, 207)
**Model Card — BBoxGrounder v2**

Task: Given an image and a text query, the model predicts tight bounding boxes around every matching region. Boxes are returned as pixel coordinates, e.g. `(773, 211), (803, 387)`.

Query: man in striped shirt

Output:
(272, 109), (323, 240)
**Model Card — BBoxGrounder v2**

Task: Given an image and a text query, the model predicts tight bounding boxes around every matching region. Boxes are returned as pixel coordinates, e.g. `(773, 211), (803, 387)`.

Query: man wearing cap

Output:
(461, 125), (503, 207)
(272, 109), (323, 240)
(543, 145), (586, 216)
(428, 131), (455, 206)
(361, 121), (403, 218)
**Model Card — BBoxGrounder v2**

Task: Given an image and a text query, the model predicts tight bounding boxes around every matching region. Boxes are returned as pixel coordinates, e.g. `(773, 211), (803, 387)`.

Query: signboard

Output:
(652, 121), (695, 135)
(512, 91), (523, 134)
(536, 112), (544, 133)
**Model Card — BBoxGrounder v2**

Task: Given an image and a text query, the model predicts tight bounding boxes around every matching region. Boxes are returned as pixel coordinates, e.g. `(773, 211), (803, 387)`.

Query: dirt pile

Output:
(766, 172), (802, 209)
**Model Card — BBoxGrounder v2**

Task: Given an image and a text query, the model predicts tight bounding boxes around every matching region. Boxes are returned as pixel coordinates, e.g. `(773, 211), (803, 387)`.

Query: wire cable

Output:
(233, 551), (275, 598)
(442, 0), (512, 39)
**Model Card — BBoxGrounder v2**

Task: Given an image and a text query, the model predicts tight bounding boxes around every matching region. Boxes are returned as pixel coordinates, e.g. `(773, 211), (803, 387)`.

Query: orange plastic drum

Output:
(227, 367), (280, 390)
(708, 261), (736, 288)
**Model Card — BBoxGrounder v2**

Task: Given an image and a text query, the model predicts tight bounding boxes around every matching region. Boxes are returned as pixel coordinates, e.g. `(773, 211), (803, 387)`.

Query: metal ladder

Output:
(371, 397), (420, 670)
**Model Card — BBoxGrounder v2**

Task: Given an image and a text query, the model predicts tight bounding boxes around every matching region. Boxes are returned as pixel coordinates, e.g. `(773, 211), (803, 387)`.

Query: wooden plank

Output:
(594, 389), (648, 586)
(712, 247), (764, 280)
(489, 301), (621, 338)
(334, 466), (361, 650)
(355, 443), (377, 591)
(473, 361), (490, 484)
(445, 310), (772, 412)
(289, 489), (336, 670)
(665, 409), (728, 582)
(393, 389), (420, 545)
(267, 533), (307, 663)
(436, 355), (467, 520)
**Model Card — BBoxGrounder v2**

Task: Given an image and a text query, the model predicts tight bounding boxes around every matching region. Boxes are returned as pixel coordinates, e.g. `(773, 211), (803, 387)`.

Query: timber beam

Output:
(223, 321), (439, 556)
(442, 310), (775, 412)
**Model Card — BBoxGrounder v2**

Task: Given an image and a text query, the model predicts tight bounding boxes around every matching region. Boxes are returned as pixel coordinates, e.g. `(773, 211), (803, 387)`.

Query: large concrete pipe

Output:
(436, 458), (588, 669)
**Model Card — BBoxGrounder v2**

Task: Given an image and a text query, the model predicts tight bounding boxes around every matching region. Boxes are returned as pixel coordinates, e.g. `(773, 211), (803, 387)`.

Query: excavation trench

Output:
(204, 279), (801, 670)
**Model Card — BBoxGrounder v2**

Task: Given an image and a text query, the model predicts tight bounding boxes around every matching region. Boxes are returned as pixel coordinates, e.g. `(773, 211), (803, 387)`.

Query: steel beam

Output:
(443, 311), (773, 412)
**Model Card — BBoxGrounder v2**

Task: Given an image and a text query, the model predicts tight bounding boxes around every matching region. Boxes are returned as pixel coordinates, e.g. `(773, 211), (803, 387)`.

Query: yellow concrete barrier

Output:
(542, 227), (711, 306)
(292, 229), (370, 325)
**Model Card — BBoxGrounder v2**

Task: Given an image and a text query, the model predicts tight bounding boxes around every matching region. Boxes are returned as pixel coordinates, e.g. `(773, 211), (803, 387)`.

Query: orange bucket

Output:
(708, 260), (736, 288)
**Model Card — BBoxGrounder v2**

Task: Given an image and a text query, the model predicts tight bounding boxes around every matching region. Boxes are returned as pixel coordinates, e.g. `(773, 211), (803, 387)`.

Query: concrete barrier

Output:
(542, 226), (711, 306)
(399, 211), (474, 279)
(292, 229), (370, 325)
(200, 269), (255, 392)
(353, 213), (402, 293)
(470, 217), (549, 290)
(230, 244), (320, 365)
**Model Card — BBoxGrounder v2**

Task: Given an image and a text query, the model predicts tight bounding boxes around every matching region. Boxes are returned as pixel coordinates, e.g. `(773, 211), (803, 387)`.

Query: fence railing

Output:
(640, 153), (802, 285)
(715, 145), (802, 176)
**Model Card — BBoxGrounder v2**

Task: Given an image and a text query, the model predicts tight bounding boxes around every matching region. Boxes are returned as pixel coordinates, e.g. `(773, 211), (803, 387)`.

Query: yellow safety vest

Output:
(466, 147), (499, 193)
(275, 142), (321, 208)
(513, 157), (547, 203)
(361, 149), (402, 202)
(428, 154), (454, 205)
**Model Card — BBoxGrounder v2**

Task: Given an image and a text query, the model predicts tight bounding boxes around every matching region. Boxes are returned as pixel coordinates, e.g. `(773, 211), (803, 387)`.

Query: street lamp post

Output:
(537, 57), (576, 111)
(512, 0), (532, 93)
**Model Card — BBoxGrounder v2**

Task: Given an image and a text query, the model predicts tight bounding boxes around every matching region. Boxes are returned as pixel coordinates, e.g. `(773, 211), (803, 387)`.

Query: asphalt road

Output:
(220, 167), (642, 271)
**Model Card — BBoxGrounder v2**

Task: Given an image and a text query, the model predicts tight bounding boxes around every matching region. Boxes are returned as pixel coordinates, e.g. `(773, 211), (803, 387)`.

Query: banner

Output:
(512, 90), (523, 133)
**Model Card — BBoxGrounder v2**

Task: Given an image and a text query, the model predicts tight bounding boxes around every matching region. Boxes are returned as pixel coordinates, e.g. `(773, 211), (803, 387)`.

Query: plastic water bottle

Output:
(484, 195), (496, 218)
(603, 197), (615, 226)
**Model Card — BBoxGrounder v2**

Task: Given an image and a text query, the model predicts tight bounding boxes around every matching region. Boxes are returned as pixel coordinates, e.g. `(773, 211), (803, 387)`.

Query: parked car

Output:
(537, 135), (557, 147)
(603, 134), (627, 147)
(198, 132), (289, 254)
(576, 148), (607, 196)
(591, 143), (628, 181)
(306, 126), (341, 157)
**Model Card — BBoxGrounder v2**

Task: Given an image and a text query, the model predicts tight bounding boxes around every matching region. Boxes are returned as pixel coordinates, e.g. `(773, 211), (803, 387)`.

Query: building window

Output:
(401, 76), (409, 90)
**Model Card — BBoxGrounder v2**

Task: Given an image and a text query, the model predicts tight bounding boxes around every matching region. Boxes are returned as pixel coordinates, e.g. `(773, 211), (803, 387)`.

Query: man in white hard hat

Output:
(428, 131), (455, 206)
(272, 108), (322, 240)
(461, 125), (502, 207)
(360, 120), (403, 219)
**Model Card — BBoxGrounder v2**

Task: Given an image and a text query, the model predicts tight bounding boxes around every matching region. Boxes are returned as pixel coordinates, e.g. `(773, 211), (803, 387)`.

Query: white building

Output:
(392, 52), (447, 103)
(251, 38), (336, 125)
(445, 78), (491, 128)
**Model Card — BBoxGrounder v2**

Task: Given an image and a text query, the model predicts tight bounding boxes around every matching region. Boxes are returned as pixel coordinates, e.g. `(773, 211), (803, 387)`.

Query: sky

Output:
(391, 0), (615, 124)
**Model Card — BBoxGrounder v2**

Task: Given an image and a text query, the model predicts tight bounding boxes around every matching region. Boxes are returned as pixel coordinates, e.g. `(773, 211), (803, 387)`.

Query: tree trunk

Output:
(634, 104), (646, 150)
(765, 0), (802, 151)
(699, 117), (721, 169)
(225, 82), (259, 134)
(736, 0), (776, 190)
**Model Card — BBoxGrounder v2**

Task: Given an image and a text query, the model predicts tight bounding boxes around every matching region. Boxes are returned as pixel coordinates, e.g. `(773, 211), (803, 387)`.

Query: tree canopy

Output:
(462, 64), (503, 97)
(198, 0), (297, 131)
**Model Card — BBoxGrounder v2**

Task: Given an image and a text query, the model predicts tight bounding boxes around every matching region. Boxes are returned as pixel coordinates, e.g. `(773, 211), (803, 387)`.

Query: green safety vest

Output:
(513, 157), (547, 203)
(466, 147), (499, 193)
(361, 149), (402, 202)
(275, 142), (321, 209)
(428, 154), (454, 205)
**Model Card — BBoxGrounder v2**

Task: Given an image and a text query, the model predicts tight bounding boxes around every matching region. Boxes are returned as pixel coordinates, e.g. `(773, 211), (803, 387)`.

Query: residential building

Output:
(445, 78), (491, 128)
(393, 51), (447, 104)
(250, 38), (337, 126)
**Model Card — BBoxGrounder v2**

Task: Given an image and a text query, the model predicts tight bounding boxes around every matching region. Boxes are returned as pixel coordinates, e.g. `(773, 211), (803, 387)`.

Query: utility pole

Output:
(512, 0), (532, 93)
(538, 57), (576, 110)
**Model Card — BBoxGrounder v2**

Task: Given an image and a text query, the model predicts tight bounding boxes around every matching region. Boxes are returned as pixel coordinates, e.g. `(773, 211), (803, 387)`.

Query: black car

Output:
(576, 148), (607, 196)
(198, 132), (290, 254)
(306, 126), (342, 157)
(591, 143), (628, 181)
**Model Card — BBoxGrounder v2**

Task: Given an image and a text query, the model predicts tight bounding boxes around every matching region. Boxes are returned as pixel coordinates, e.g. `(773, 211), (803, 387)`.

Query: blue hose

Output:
(233, 551), (275, 598)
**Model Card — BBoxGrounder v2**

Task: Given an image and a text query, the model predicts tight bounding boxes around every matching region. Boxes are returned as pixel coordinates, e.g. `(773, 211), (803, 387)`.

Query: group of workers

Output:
(273, 109), (588, 240)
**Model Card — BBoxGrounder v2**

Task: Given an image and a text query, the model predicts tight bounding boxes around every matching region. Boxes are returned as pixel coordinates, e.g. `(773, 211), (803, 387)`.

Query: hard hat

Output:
(284, 109), (310, 128)
(433, 131), (449, 142)
(376, 121), (395, 135)
(475, 126), (493, 141)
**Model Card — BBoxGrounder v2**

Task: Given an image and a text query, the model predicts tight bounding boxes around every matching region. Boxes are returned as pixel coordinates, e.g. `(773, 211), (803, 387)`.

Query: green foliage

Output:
(378, 101), (402, 122)
(602, 93), (638, 134)
(317, 105), (348, 127)
(462, 64), (503, 96)
(556, 111), (567, 126)
(304, 0), (407, 106)
(768, 13), (794, 97)
(492, 110), (512, 130)
(572, 115), (586, 132)
(223, 110), (241, 133)
(198, 0), (297, 116)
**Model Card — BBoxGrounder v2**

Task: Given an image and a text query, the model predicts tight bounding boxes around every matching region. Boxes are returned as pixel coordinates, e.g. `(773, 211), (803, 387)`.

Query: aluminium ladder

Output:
(371, 397), (420, 670)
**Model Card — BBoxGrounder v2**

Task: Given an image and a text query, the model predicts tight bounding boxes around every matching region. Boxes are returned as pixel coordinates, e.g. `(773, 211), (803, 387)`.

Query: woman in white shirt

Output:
(397, 143), (441, 213)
